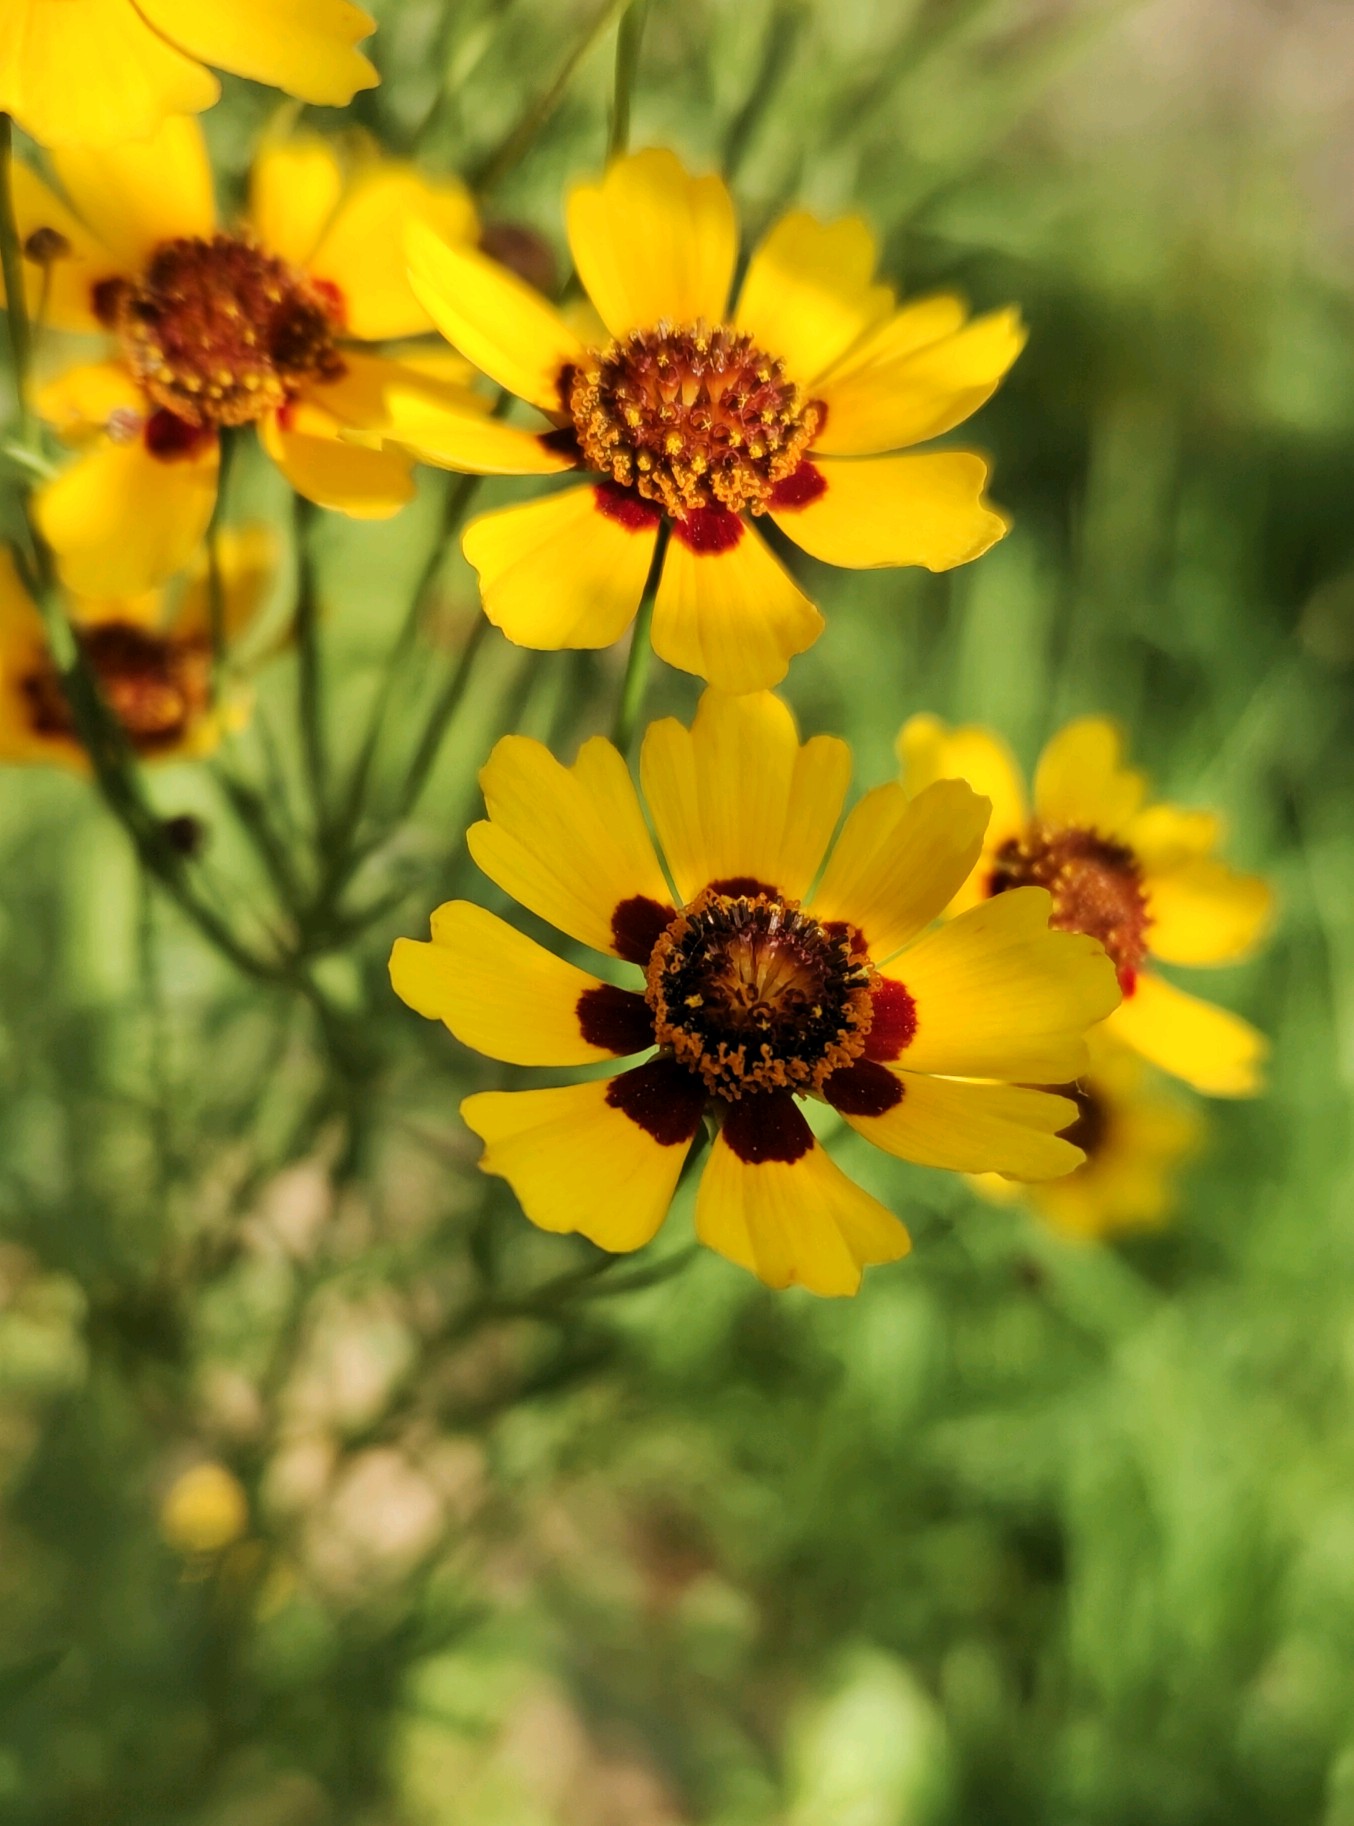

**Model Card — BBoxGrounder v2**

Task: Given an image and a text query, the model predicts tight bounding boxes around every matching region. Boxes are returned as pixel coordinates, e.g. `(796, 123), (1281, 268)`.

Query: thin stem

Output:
(389, 613), (490, 822)
(292, 500), (329, 839)
(608, 0), (649, 160)
(724, 0), (809, 180)
(204, 429), (236, 697)
(611, 533), (664, 752)
(471, 0), (629, 192)
(0, 116), (34, 442)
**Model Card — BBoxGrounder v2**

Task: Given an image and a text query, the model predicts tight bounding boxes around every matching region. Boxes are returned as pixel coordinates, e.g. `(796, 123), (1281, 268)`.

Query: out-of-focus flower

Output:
(4, 116), (484, 593)
(388, 147), (1022, 693)
(0, 525), (271, 767)
(898, 714), (1274, 1096)
(389, 690), (1119, 1297)
(973, 1040), (1204, 1241)
(0, 0), (377, 150)
(160, 1460), (249, 1555)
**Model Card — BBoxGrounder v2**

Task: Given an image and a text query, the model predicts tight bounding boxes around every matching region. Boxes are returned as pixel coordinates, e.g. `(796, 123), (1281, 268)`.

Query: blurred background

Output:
(2, 0), (1354, 1819)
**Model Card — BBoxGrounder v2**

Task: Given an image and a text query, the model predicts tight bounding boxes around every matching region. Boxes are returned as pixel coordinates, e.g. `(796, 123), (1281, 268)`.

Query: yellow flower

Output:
(389, 690), (1119, 1298)
(898, 714), (1275, 1096)
(388, 147), (1023, 694)
(0, 525), (270, 768)
(972, 1040), (1204, 1242)
(160, 1461), (249, 1556)
(0, 0), (376, 149)
(5, 116), (484, 595)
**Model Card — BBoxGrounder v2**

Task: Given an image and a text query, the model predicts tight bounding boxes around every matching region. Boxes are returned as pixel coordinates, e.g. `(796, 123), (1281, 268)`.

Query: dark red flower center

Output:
(566, 322), (822, 520)
(96, 234), (345, 430)
(21, 621), (210, 754)
(988, 822), (1150, 994)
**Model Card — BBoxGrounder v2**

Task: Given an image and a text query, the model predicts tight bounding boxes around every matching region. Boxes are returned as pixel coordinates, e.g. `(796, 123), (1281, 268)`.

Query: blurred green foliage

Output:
(2, 0), (1353, 1820)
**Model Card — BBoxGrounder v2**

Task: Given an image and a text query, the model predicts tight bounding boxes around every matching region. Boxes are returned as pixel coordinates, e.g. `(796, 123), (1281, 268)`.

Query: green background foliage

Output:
(2, 0), (1353, 1819)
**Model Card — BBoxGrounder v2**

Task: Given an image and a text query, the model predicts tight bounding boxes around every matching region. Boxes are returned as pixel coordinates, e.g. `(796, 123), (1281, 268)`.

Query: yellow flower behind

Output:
(160, 1461), (249, 1557)
(972, 1041), (1203, 1242)
(0, 526), (272, 769)
(898, 714), (1274, 1096)
(389, 690), (1120, 1298)
(384, 147), (1024, 693)
(3, 116), (484, 595)
(0, 0), (377, 149)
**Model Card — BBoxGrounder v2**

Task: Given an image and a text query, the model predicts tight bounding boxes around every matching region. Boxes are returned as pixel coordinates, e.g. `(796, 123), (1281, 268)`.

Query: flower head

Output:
(7, 117), (485, 595)
(388, 148), (1024, 693)
(898, 714), (1275, 1095)
(0, 0), (377, 149)
(390, 691), (1119, 1297)
(0, 525), (271, 769)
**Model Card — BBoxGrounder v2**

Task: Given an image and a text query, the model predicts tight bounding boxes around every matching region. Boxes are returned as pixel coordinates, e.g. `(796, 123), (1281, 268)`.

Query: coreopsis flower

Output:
(0, 0), (376, 149)
(972, 1040), (1203, 1242)
(0, 527), (270, 767)
(7, 116), (483, 595)
(387, 148), (1023, 693)
(898, 714), (1274, 1096)
(389, 691), (1119, 1297)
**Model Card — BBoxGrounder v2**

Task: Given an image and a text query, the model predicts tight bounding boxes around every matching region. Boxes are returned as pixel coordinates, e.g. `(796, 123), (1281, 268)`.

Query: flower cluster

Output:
(0, 12), (1275, 1294)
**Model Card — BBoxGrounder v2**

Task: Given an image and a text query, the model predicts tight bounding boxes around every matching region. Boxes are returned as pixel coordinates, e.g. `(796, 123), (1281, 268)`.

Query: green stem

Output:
(0, 116), (34, 442)
(204, 429), (236, 695)
(608, 0), (649, 160)
(471, 0), (629, 192)
(389, 612), (490, 822)
(724, 0), (809, 179)
(611, 553), (661, 752)
(292, 500), (329, 838)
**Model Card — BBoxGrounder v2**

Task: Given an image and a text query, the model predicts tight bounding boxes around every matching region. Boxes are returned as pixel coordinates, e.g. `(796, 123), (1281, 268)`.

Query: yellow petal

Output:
(1124, 802), (1222, 871)
(259, 406), (414, 519)
(462, 488), (659, 650)
(1, 160), (121, 333)
(34, 359), (143, 439)
(53, 113), (215, 270)
(733, 209), (894, 384)
(35, 429), (218, 596)
(896, 712), (1027, 911)
(308, 166), (478, 341)
(813, 307), (1026, 455)
(1146, 857), (1274, 967)
(248, 135), (343, 268)
(566, 147), (737, 338)
(407, 220), (582, 413)
(639, 687), (850, 905)
(462, 1071), (696, 1253)
(885, 887), (1120, 1082)
(172, 523), (279, 642)
(390, 901), (651, 1066)
(1106, 971), (1267, 1097)
(135, 0), (377, 106)
(650, 519), (823, 693)
(695, 1112), (909, 1297)
(380, 392), (573, 476)
(0, 0), (218, 149)
(810, 779), (990, 963)
(309, 350), (486, 441)
(1033, 716), (1146, 837)
(468, 733), (670, 959)
(846, 1075), (1083, 1180)
(772, 452), (1008, 571)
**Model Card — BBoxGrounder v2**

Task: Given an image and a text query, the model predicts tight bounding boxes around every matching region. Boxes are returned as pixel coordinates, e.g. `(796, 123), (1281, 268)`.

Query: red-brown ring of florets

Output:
(576, 983), (655, 1055)
(594, 482), (664, 534)
(768, 461), (827, 512)
(605, 1056), (707, 1146)
(988, 823), (1151, 994)
(611, 895), (676, 967)
(20, 621), (211, 754)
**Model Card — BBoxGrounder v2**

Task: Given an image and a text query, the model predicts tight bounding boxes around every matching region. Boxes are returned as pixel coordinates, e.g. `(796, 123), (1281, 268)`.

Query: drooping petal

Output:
(2, 161), (123, 332)
(695, 1101), (909, 1297)
(462, 1063), (703, 1252)
(650, 517), (822, 693)
(1032, 716), (1145, 837)
(813, 307), (1026, 455)
(1107, 971), (1267, 1097)
(248, 136), (343, 268)
(1145, 857), (1274, 967)
(390, 901), (652, 1066)
(883, 887), (1120, 1082)
(810, 779), (990, 962)
(462, 488), (659, 651)
(844, 1074), (1083, 1180)
(772, 452), (1008, 571)
(134, 0), (378, 106)
(407, 221), (582, 413)
(566, 147), (737, 339)
(53, 113), (216, 270)
(308, 166), (478, 341)
(733, 209), (893, 384)
(0, 0), (218, 149)
(35, 429), (219, 596)
(378, 392), (573, 476)
(640, 687), (850, 905)
(468, 733), (671, 959)
(260, 401), (414, 518)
